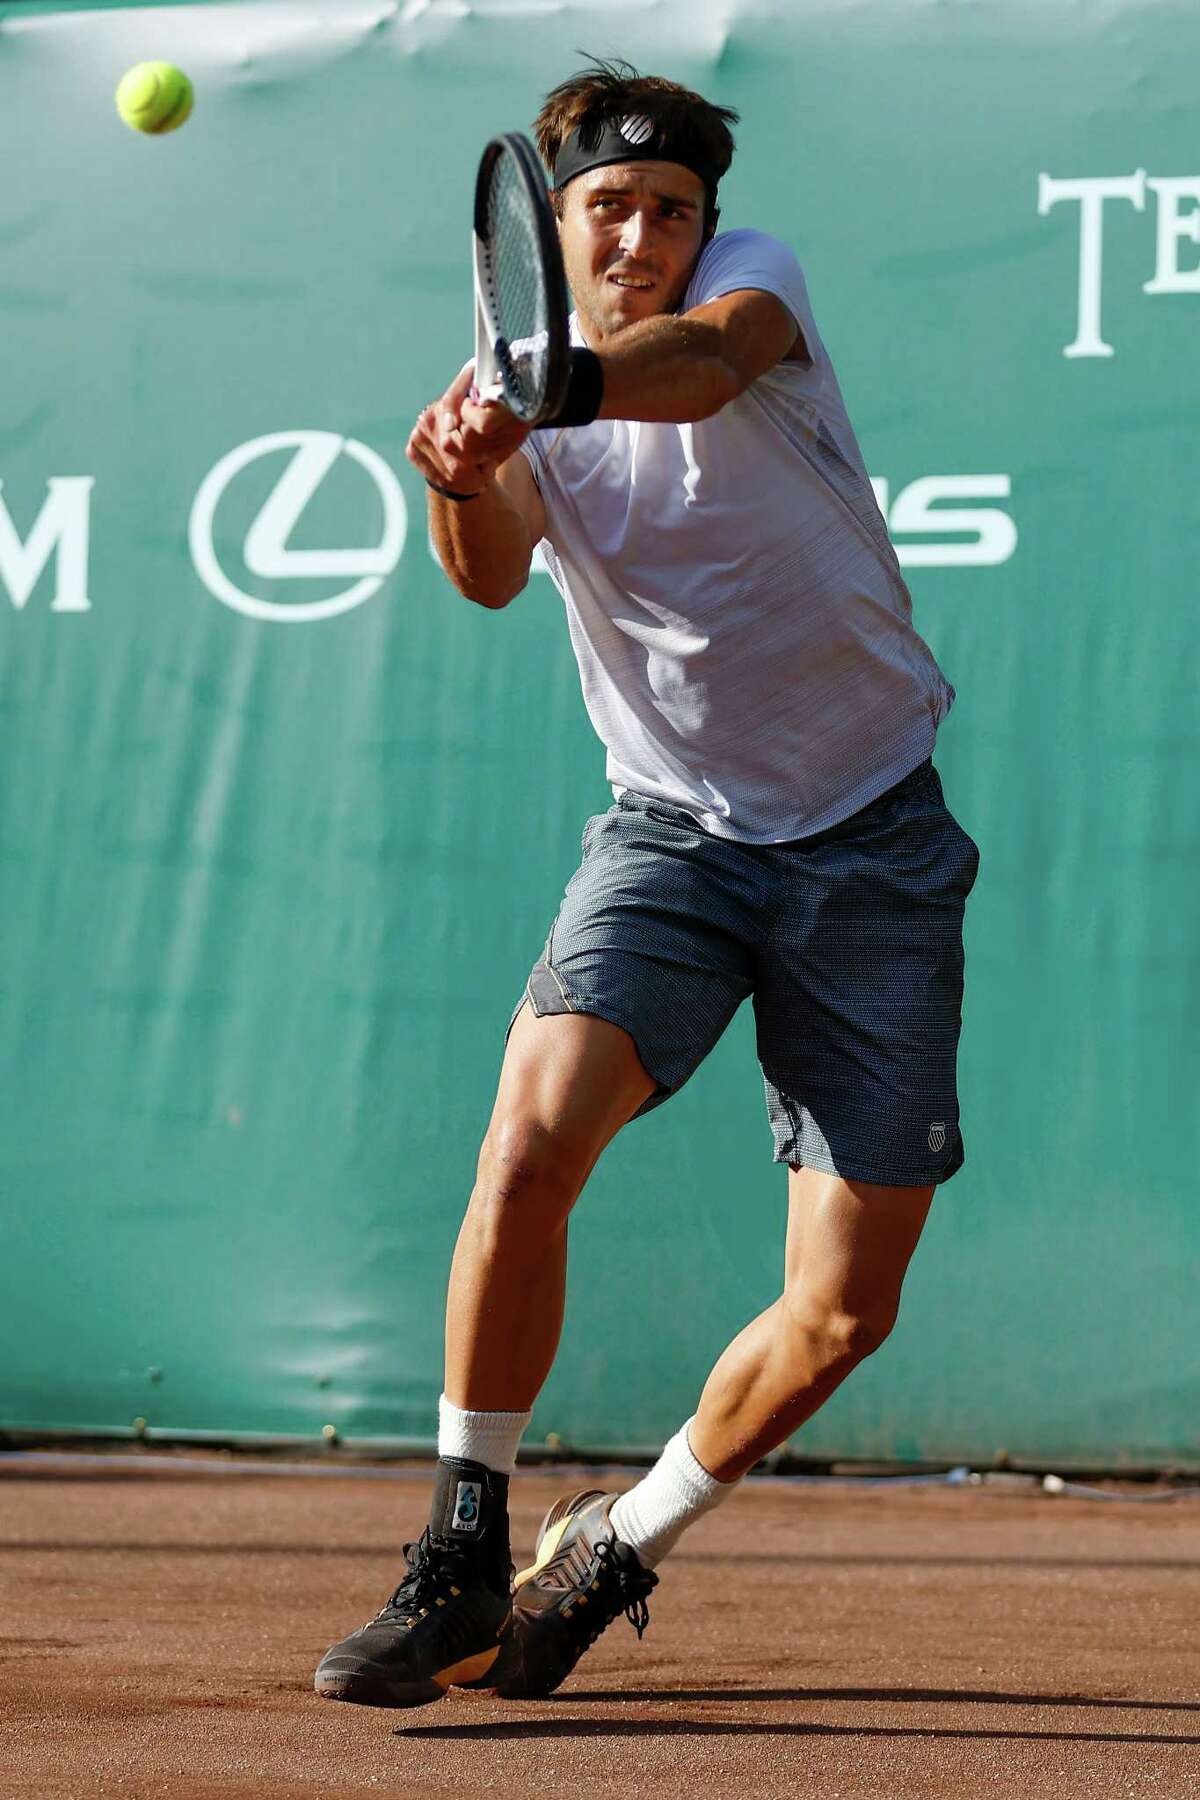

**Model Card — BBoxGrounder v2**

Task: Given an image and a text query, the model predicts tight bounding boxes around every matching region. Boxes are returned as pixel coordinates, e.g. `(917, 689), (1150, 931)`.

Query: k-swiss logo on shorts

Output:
(928, 1121), (948, 1154)
(451, 1480), (482, 1533)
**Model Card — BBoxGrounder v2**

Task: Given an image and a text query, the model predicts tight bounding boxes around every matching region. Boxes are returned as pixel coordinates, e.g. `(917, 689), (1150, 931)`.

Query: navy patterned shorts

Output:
(505, 759), (980, 1185)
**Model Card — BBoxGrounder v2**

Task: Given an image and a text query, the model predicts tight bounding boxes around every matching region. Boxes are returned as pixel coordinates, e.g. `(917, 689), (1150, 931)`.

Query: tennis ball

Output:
(116, 62), (194, 135)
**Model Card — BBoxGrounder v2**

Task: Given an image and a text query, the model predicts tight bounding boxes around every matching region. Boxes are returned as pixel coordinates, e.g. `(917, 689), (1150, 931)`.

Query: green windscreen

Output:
(0, 0), (1196, 1468)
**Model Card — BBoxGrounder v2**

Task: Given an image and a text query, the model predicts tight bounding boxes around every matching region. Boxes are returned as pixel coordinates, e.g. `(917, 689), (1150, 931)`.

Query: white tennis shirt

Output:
(517, 228), (955, 843)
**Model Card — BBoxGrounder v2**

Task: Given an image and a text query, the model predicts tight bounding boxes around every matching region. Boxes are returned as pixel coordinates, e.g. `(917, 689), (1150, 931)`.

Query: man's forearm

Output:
(429, 476), (533, 609)
(595, 315), (739, 425)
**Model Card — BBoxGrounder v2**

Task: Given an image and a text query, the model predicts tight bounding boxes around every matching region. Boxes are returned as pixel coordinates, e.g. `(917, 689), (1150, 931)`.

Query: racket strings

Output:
(486, 153), (551, 416)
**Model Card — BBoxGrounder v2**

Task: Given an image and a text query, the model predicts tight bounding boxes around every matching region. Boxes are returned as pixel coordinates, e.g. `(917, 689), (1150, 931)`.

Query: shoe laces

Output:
(575, 1539), (657, 1648)
(374, 1528), (480, 1625)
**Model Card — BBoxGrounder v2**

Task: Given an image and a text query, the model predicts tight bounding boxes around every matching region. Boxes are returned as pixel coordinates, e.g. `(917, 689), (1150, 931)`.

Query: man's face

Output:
(556, 161), (709, 341)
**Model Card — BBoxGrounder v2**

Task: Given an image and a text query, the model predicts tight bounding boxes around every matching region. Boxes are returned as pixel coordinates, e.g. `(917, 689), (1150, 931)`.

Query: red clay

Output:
(1, 1458), (1197, 1797)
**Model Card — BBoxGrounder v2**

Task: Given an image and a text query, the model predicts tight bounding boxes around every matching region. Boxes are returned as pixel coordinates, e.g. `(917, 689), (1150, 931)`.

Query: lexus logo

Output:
(188, 430), (407, 622)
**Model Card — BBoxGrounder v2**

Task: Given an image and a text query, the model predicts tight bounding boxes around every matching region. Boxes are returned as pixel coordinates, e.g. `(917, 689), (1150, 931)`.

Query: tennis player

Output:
(315, 58), (980, 1709)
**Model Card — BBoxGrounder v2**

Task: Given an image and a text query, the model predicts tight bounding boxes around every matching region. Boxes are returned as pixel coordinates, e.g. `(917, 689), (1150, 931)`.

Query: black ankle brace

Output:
(429, 1457), (511, 1584)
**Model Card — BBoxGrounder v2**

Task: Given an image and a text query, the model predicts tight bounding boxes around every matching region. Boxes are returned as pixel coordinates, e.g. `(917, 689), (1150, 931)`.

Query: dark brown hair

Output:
(533, 57), (739, 232)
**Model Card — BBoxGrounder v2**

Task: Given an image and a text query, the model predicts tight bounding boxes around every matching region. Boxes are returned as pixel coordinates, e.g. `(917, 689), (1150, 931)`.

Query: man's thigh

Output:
(784, 1165), (934, 1320)
(493, 1000), (658, 1172)
(503, 794), (759, 1120)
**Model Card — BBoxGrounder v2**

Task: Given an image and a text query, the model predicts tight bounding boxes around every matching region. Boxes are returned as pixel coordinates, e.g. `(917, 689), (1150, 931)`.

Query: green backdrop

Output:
(1, 0), (1196, 1469)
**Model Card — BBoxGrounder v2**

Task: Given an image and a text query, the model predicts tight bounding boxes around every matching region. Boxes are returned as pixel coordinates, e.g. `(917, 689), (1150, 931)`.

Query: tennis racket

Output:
(472, 132), (571, 425)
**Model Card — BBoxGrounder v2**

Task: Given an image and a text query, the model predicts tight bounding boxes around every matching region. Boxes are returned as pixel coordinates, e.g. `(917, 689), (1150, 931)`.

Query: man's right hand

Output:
(406, 364), (531, 497)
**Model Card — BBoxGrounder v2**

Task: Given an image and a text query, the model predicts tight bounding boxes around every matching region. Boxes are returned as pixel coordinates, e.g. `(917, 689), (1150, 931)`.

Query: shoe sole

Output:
(314, 1643), (505, 1710)
(513, 1489), (609, 1591)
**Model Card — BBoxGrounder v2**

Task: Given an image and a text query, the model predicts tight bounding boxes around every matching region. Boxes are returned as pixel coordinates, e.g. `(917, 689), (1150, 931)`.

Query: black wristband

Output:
(425, 477), (482, 502)
(539, 347), (604, 430)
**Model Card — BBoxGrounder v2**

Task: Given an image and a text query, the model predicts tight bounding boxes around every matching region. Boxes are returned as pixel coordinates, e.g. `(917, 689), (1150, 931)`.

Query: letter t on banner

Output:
(1037, 170), (1147, 357)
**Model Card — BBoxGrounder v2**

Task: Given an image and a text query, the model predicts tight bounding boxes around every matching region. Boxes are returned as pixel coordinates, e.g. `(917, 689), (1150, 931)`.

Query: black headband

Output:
(551, 113), (720, 208)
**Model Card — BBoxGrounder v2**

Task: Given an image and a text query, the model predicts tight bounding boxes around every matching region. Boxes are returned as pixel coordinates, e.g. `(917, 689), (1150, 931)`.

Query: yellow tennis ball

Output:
(116, 62), (194, 135)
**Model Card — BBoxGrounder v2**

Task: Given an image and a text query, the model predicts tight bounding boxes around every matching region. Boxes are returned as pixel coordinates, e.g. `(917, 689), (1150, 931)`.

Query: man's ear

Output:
(703, 205), (720, 243)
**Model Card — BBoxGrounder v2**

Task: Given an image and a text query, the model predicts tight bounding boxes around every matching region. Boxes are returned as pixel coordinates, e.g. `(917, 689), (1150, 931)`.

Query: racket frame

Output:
(472, 132), (571, 424)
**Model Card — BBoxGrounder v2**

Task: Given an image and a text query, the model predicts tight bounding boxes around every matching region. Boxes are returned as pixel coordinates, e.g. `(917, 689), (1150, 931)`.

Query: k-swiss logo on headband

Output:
(618, 114), (656, 147)
(928, 1122), (948, 1154)
(452, 1481), (482, 1533)
(189, 430), (407, 623)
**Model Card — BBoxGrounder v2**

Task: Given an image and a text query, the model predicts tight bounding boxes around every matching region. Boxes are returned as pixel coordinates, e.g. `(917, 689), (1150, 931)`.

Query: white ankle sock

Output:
(608, 1417), (741, 1568)
(437, 1393), (532, 1476)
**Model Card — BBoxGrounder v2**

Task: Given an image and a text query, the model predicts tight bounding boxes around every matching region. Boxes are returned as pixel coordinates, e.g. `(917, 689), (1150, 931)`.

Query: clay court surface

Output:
(1, 1457), (1197, 1798)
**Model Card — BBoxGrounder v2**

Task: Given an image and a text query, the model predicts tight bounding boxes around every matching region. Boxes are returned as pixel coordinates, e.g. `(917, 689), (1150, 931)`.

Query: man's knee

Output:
(473, 1112), (588, 1233)
(471, 1008), (651, 1239)
(779, 1289), (898, 1373)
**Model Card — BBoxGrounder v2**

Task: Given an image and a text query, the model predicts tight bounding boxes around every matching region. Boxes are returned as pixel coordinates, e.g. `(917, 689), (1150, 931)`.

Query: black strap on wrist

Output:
(425, 477), (483, 501)
(538, 347), (604, 430)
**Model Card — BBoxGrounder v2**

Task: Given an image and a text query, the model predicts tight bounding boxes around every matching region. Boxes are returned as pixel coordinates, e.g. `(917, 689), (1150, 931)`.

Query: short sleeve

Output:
(518, 435), (546, 482)
(686, 228), (814, 359)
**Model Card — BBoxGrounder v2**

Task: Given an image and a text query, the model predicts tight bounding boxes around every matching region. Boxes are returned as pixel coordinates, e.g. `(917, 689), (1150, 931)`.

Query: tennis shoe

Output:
(314, 1458), (513, 1708)
(494, 1488), (657, 1699)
